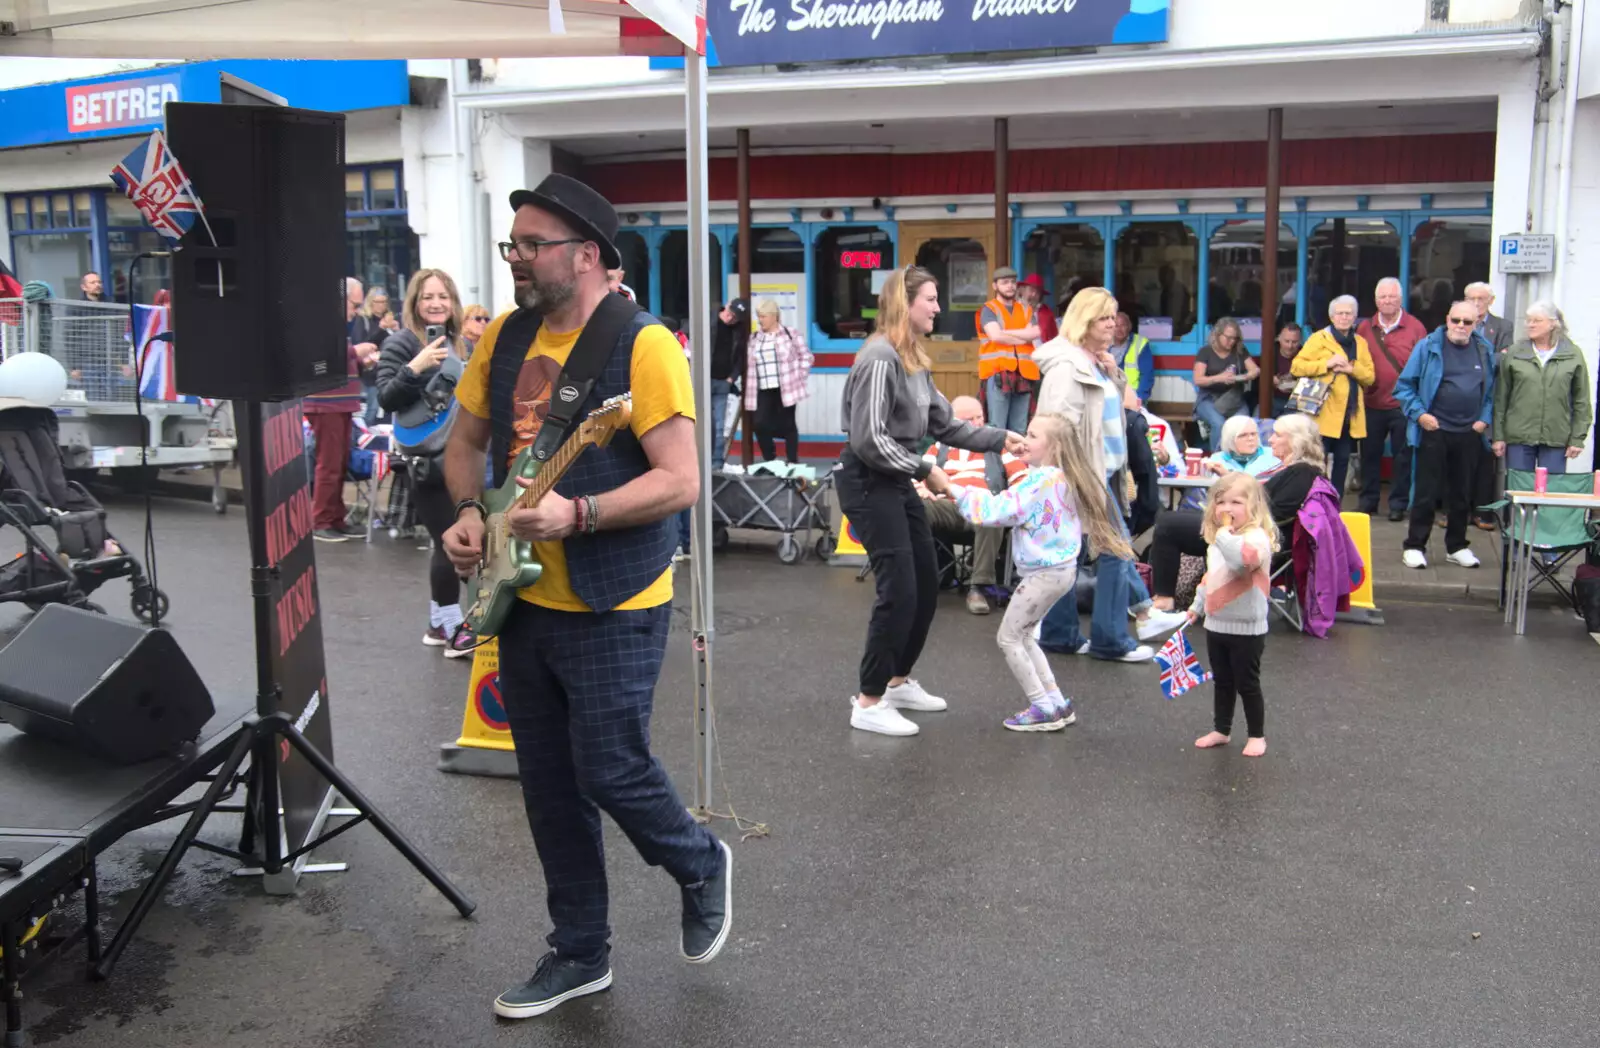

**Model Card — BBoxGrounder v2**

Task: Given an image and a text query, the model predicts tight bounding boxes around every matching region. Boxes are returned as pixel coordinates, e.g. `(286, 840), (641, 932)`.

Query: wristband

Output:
(585, 495), (600, 535)
(455, 498), (487, 521)
(573, 495), (587, 534)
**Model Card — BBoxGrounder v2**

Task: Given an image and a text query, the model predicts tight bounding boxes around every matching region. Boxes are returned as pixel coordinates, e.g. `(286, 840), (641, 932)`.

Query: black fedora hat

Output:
(509, 174), (622, 270)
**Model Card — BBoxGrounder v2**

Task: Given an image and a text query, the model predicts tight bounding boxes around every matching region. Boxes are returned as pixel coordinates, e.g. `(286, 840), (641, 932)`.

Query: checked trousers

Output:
(497, 599), (723, 965)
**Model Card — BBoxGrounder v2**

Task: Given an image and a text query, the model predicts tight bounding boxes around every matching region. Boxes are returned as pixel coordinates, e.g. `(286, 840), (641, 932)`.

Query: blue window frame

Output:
(344, 162), (416, 306)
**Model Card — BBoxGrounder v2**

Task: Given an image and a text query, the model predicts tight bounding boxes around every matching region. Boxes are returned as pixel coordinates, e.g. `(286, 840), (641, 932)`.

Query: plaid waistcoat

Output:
(489, 309), (677, 613)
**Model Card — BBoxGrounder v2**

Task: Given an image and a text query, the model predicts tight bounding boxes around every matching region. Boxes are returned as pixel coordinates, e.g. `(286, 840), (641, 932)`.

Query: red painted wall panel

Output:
(584, 133), (1495, 206)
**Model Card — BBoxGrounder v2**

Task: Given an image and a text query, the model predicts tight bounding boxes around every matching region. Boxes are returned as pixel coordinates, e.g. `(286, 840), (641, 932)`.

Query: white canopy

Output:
(0, 0), (703, 58)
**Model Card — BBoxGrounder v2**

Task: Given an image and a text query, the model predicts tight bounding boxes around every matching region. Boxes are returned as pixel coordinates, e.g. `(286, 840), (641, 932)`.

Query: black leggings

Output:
(755, 387), (800, 463)
(834, 451), (938, 697)
(1150, 510), (1208, 597)
(414, 478), (464, 608)
(1206, 630), (1265, 738)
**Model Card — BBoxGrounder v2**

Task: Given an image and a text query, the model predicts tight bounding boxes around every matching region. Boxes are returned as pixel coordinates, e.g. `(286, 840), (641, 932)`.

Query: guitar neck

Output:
(513, 432), (587, 511)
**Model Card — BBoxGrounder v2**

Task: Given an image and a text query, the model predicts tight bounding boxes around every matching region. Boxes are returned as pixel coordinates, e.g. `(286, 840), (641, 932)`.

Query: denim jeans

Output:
(1505, 444), (1569, 473)
(985, 376), (1032, 436)
(1038, 480), (1147, 659)
(710, 378), (733, 472)
(1194, 394), (1251, 451)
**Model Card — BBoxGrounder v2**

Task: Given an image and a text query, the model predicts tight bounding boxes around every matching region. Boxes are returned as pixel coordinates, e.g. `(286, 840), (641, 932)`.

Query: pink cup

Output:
(1534, 466), (1548, 494)
(1184, 449), (1204, 478)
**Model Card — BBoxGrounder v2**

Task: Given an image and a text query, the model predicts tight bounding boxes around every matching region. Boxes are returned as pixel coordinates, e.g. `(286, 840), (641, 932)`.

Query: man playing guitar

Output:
(441, 175), (731, 1020)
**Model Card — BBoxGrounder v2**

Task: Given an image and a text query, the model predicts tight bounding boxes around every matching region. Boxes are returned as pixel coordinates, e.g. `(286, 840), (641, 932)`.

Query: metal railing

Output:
(0, 297), (140, 405)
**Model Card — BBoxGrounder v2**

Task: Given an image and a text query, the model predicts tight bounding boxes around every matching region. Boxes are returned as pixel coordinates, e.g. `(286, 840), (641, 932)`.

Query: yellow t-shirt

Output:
(456, 309), (695, 612)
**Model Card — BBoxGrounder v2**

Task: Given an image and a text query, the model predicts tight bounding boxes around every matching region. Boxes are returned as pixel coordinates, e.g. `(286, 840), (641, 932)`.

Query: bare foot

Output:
(1194, 731), (1231, 749)
(1241, 737), (1266, 758)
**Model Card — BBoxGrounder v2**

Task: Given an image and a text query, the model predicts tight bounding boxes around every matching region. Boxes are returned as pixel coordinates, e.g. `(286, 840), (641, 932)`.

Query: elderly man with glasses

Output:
(1393, 300), (1498, 570)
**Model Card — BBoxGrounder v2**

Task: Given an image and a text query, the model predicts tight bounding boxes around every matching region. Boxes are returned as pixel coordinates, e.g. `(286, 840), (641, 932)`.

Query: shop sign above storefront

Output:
(0, 60), (410, 151)
(705, 0), (1167, 66)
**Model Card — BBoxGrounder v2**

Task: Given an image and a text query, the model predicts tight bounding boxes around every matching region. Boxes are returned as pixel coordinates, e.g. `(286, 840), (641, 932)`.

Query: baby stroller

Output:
(0, 406), (168, 622)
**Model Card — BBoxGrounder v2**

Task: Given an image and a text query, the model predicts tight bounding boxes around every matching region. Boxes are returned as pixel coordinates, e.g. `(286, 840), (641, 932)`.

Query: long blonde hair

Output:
(1032, 412), (1132, 561)
(402, 268), (467, 359)
(359, 286), (389, 320)
(1201, 471), (1281, 551)
(873, 265), (934, 375)
(1060, 286), (1118, 346)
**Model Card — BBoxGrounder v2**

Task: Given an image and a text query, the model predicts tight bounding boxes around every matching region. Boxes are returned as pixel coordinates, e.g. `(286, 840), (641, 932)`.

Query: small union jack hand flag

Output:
(110, 130), (202, 242)
(1154, 626), (1213, 701)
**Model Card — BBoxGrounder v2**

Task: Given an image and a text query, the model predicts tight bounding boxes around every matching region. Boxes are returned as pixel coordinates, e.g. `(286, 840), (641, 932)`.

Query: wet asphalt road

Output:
(5, 495), (1598, 1048)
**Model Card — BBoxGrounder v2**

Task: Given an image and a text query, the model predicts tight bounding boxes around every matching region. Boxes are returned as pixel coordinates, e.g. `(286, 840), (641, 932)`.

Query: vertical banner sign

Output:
(236, 399), (335, 852)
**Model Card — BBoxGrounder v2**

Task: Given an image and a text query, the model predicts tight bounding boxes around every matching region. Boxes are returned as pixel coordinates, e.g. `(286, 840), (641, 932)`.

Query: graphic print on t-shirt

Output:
(509, 354), (564, 466)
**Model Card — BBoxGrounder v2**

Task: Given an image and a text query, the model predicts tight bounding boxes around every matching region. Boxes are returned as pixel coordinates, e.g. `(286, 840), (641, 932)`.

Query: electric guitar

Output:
(463, 394), (633, 639)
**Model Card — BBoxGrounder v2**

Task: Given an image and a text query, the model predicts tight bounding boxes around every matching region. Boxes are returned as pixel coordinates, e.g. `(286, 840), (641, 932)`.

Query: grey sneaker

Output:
(493, 952), (612, 1019)
(681, 839), (733, 964)
(965, 587), (991, 615)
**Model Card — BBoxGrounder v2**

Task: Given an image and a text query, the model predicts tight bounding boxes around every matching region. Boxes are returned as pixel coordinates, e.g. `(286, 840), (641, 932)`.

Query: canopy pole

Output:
(1259, 106), (1282, 417)
(994, 117), (1009, 270)
(685, 51), (716, 816)
(737, 127), (754, 467)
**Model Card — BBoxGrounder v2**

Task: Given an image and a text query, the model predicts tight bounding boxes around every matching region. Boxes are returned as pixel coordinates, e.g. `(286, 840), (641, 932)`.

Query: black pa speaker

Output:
(166, 101), (347, 401)
(0, 605), (215, 765)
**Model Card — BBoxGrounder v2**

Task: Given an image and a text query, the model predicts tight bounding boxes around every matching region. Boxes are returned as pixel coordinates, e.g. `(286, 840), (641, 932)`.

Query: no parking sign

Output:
(437, 637), (518, 777)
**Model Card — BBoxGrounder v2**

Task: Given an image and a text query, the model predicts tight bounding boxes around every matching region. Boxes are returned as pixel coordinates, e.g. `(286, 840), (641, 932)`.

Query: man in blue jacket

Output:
(1393, 300), (1497, 571)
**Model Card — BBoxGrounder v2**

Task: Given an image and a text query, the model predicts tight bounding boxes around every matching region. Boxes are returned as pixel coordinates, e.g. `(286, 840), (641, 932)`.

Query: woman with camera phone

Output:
(377, 268), (479, 658)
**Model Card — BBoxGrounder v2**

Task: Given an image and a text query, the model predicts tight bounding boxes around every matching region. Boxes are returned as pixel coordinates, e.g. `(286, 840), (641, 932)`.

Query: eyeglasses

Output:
(1447, 317), (1477, 327)
(497, 238), (583, 262)
(467, 314), (490, 323)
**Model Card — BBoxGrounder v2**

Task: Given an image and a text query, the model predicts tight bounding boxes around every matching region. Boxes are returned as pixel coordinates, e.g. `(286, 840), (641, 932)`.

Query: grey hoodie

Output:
(840, 336), (1007, 479)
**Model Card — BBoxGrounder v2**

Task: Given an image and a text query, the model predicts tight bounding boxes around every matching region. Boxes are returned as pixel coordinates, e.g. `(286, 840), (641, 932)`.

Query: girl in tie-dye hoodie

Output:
(926, 412), (1130, 733)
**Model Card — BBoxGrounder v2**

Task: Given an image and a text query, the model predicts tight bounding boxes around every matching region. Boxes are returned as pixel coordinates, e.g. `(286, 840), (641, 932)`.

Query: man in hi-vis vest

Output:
(976, 265), (1040, 434)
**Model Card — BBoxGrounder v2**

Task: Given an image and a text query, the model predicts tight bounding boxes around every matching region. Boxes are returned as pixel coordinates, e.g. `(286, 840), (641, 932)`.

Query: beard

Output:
(514, 274), (575, 312)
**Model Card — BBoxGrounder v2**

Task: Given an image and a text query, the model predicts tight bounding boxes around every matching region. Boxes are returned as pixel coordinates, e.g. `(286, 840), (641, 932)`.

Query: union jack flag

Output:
(110, 130), (201, 242)
(354, 422), (391, 486)
(1154, 626), (1213, 700)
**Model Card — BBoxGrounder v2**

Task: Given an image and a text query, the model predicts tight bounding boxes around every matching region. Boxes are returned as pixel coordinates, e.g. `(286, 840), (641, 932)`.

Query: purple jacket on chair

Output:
(1293, 475), (1364, 638)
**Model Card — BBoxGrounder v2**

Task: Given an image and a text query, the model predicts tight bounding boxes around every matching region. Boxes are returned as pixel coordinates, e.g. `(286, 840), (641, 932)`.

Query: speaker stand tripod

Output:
(92, 402), (476, 979)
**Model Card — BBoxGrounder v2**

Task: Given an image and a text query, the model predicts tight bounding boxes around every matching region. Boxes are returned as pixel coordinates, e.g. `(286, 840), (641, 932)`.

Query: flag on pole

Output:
(1154, 626), (1212, 700)
(134, 304), (210, 404)
(110, 130), (201, 242)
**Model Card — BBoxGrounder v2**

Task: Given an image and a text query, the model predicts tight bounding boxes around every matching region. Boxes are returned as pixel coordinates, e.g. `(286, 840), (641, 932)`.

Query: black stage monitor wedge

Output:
(0, 605), (215, 765)
(166, 101), (347, 402)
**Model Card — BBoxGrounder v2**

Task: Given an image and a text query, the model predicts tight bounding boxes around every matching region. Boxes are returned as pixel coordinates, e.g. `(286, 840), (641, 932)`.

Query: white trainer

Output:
(1401, 549), (1428, 569)
(883, 678), (947, 712)
(1116, 644), (1155, 663)
(1136, 609), (1189, 641)
(1445, 548), (1481, 568)
(850, 697), (920, 736)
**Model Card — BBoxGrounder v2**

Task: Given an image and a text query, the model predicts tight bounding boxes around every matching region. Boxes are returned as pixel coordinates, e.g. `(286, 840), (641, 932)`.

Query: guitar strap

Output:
(520, 293), (642, 465)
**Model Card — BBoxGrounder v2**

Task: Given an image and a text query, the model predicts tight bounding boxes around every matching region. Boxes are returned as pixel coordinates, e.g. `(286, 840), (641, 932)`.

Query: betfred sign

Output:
(65, 75), (180, 134)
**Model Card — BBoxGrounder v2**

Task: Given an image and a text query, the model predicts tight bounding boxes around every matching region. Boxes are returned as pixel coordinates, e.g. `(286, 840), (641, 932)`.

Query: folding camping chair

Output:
(1487, 469), (1600, 618)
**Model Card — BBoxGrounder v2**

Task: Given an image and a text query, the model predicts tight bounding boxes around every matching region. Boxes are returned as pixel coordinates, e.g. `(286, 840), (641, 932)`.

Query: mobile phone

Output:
(425, 324), (446, 343)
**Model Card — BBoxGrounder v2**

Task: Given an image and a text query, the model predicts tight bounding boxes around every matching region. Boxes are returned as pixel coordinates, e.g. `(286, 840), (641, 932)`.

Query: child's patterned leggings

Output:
(996, 563), (1080, 702)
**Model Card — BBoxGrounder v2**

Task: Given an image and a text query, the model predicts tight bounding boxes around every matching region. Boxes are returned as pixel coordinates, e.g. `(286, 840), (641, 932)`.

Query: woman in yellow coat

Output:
(1291, 294), (1376, 496)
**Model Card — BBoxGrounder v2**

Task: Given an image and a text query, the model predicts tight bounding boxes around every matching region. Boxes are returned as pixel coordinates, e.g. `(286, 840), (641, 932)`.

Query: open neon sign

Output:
(839, 251), (883, 269)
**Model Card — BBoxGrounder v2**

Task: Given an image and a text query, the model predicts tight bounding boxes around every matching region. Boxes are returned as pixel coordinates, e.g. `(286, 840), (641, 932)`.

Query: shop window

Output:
(9, 196), (28, 231)
(346, 214), (419, 309)
(815, 226), (893, 340)
(1020, 224), (1104, 313)
(31, 196), (49, 231)
(1114, 222), (1198, 339)
(106, 192), (141, 226)
(730, 227), (804, 274)
(51, 195), (72, 230)
(73, 192), (93, 227)
(1409, 216), (1490, 332)
(913, 237), (987, 341)
(369, 168), (400, 212)
(615, 230), (651, 313)
(658, 230), (724, 328)
(11, 232), (93, 299)
(108, 229), (172, 304)
(345, 170), (367, 213)
(1305, 219), (1399, 325)
(1207, 220), (1297, 343)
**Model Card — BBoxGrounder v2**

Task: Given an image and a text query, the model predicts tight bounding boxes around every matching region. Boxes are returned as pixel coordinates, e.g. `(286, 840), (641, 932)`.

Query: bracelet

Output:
(572, 495), (587, 534)
(454, 498), (487, 521)
(585, 495), (600, 535)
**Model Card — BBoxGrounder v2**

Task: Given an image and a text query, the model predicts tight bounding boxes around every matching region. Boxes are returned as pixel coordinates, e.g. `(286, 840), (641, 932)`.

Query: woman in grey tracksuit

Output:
(836, 265), (1018, 738)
